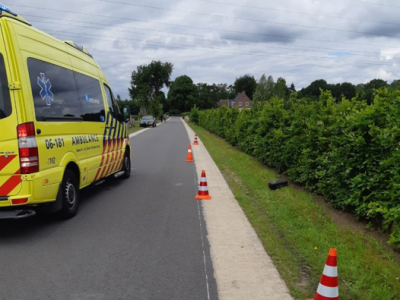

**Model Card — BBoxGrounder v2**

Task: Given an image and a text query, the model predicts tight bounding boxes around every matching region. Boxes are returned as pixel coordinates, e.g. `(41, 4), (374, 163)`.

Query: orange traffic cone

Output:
(307, 248), (339, 300)
(185, 144), (194, 162)
(193, 134), (199, 145)
(195, 170), (212, 200)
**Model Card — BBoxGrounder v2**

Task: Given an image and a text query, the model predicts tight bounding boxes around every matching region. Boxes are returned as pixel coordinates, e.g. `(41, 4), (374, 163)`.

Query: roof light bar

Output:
(0, 4), (17, 16)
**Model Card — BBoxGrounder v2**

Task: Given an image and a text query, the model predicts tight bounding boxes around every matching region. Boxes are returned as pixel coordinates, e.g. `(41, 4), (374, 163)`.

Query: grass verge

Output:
(188, 122), (400, 300)
(128, 121), (144, 135)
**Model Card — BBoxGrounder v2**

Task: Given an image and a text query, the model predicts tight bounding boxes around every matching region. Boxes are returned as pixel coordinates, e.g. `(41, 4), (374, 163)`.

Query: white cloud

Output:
(376, 68), (392, 80)
(4, 0), (400, 98)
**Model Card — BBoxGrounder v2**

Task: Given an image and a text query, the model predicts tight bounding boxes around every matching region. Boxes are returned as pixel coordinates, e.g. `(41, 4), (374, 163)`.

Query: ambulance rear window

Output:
(28, 58), (82, 122)
(0, 54), (11, 120)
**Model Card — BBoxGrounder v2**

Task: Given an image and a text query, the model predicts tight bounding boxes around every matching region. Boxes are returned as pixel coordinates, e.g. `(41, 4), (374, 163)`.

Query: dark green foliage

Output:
(198, 89), (400, 245)
(196, 83), (235, 109)
(189, 105), (199, 124)
(116, 99), (141, 115)
(298, 79), (328, 99)
(328, 82), (357, 101)
(391, 79), (400, 91)
(234, 74), (257, 99)
(129, 61), (173, 115)
(169, 109), (181, 116)
(168, 75), (197, 112)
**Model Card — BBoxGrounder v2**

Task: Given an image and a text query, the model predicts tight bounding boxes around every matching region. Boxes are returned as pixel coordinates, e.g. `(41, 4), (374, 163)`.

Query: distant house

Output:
(217, 91), (252, 111)
(217, 99), (235, 108)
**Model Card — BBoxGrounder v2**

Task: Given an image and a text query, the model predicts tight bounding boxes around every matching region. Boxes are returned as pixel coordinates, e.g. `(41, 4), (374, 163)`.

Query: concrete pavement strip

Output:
(182, 119), (294, 300)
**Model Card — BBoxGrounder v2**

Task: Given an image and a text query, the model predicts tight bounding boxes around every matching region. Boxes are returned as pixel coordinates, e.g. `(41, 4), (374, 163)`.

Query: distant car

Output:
(140, 115), (157, 127)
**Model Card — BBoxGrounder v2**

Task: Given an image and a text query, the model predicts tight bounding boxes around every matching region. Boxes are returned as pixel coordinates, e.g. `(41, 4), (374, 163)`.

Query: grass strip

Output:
(188, 122), (400, 300)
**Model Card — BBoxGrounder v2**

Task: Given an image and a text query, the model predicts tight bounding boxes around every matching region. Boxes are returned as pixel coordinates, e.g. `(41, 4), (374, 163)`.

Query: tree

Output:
(327, 82), (356, 102)
(115, 99), (141, 115)
(196, 83), (233, 109)
(128, 61), (173, 115)
(299, 79), (328, 99)
(364, 79), (388, 104)
(289, 83), (296, 93)
(339, 82), (356, 100)
(234, 74), (257, 99)
(253, 74), (268, 106)
(168, 75), (197, 113)
(390, 79), (400, 90)
(274, 77), (287, 99)
(265, 75), (275, 100)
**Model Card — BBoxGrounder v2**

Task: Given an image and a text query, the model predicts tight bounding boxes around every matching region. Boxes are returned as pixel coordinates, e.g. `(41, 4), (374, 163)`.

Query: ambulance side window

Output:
(0, 54), (11, 120)
(103, 85), (120, 117)
(103, 85), (114, 115)
(74, 72), (105, 122)
(28, 58), (81, 121)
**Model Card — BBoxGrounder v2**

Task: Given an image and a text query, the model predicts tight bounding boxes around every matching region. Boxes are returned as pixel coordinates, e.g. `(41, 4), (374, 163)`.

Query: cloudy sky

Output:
(5, 0), (400, 99)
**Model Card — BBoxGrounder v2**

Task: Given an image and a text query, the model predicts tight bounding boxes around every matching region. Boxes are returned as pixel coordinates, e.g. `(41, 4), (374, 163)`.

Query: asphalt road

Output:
(0, 117), (218, 300)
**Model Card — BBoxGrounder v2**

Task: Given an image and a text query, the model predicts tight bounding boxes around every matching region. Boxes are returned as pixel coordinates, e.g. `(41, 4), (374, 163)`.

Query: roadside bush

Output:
(181, 112), (190, 119)
(198, 89), (400, 245)
(189, 105), (199, 124)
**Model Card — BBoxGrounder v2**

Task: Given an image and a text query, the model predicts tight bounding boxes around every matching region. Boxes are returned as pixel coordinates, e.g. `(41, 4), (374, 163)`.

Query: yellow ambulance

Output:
(0, 5), (131, 219)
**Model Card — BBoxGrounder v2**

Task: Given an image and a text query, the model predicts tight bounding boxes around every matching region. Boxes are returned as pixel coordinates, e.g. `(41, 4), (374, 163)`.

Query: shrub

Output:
(189, 105), (199, 124)
(196, 89), (400, 245)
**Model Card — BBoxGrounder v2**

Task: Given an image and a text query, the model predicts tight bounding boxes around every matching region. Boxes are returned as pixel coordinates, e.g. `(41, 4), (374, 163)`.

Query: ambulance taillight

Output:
(17, 122), (39, 174)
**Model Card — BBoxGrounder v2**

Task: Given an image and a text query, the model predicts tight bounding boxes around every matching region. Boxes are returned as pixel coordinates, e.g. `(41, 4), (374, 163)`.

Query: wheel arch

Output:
(65, 161), (80, 187)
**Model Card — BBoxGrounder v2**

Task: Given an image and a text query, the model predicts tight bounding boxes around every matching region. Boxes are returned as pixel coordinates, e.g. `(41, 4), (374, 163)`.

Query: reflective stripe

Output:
(200, 177), (207, 182)
(320, 274), (338, 288)
(188, 150), (192, 153)
(317, 284), (339, 298)
(199, 186), (208, 192)
(94, 155), (105, 181)
(99, 154), (110, 179)
(0, 170), (21, 196)
(323, 265), (338, 277)
(0, 155), (17, 172)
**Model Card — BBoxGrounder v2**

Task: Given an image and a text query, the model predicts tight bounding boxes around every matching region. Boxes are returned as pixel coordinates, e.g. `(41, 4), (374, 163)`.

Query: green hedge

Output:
(199, 90), (400, 244)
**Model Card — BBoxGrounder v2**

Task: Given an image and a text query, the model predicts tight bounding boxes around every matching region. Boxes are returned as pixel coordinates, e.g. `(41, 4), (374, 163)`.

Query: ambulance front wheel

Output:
(58, 169), (80, 219)
(121, 151), (131, 179)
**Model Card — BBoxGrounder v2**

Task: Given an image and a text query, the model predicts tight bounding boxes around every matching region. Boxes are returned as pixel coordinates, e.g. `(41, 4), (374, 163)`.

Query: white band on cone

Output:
(323, 265), (338, 277)
(317, 284), (339, 298)
(199, 186), (209, 191)
(200, 178), (207, 182)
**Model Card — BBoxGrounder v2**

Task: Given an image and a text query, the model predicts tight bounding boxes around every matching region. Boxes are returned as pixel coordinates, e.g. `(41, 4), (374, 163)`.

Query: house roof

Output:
(233, 91), (251, 103)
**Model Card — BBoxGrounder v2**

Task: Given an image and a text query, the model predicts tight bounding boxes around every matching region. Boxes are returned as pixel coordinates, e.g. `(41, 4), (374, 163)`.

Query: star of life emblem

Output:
(37, 73), (54, 106)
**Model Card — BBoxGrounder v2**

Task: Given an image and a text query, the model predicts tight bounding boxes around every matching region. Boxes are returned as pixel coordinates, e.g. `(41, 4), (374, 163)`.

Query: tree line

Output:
(120, 60), (400, 115)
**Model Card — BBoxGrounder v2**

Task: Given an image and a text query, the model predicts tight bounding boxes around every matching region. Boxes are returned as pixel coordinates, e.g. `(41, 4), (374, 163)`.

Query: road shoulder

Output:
(182, 119), (293, 300)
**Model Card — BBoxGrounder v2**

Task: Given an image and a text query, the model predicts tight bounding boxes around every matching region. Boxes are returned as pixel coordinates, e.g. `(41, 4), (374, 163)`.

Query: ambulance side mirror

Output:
(123, 106), (131, 122)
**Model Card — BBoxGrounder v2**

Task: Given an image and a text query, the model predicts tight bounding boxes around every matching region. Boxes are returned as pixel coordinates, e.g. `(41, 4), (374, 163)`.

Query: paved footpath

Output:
(182, 119), (293, 300)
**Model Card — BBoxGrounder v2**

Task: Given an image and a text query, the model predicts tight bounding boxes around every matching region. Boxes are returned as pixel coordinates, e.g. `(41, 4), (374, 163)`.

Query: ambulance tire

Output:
(121, 151), (131, 179)
(58, 169), (80, 219)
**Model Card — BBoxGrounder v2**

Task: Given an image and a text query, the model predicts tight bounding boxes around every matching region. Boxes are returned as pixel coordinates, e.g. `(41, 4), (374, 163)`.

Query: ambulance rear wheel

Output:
(58, 169), (80, 219)
(121, 152), (131, 179)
